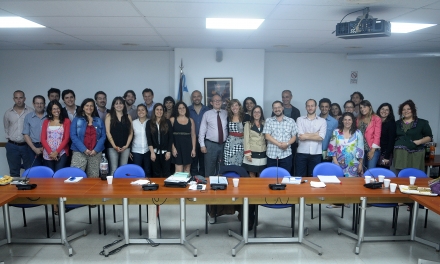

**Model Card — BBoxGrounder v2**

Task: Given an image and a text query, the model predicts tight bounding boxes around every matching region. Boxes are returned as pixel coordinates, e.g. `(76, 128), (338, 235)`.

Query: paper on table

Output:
(310, 181), (326, 188)
(317, 175), (341, 184)
(281, 176), (302, 184)
(64, 177), (83, 183)
(131, 180), (151, 185)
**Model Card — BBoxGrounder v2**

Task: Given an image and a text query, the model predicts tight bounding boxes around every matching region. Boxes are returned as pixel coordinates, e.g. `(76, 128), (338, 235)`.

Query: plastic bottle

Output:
(100, 153), (108, 180)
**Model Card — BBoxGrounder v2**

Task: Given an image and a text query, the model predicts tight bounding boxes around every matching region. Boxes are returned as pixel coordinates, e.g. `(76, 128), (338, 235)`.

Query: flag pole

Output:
(178, 59), (184, 102)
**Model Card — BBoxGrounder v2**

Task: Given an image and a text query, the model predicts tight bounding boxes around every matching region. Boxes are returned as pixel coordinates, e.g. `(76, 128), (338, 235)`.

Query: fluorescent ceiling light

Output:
(0, 17), (45, 28)
(206, 18), (264, 29)
(391, 22), (436, 33)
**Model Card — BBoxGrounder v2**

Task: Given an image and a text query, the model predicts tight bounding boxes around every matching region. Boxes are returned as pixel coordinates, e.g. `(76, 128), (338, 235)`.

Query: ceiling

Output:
(1, 0), (440, 54)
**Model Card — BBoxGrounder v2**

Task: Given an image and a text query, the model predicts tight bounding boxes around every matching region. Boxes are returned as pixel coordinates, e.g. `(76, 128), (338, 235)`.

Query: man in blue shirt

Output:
(188, 90), (209, 176)
(22, 95), (47, 167)
(319, 98), (338, 162)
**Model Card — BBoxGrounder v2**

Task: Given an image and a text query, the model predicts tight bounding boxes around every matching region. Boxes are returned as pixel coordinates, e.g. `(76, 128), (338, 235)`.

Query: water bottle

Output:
(100, 153), (108, 181)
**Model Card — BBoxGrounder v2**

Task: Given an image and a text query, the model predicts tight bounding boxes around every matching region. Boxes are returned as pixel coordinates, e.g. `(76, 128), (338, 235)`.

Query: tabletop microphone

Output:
(269, 156), (286, 190)
(362, 163), (382, 189)
(126, 173), (159, 191)
(211, 158), (227, 190)
(16, 155), (38, 190)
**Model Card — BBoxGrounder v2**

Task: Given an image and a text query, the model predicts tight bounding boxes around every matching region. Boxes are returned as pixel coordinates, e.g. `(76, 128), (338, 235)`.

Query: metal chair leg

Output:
(44, 205), (50, 238)
(88, 206), (92, 224)
(22, 208), (27, 227)
(424, 209), (428, 228)
(98, 205), (101, 234)
(318, 204), (321, 231)
(139, 205), (142, 236)
(113, 205), (116, 223)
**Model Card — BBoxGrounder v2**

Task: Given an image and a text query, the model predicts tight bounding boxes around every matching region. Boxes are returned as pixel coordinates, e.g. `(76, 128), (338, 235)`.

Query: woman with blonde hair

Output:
(357, 100), (382, 169)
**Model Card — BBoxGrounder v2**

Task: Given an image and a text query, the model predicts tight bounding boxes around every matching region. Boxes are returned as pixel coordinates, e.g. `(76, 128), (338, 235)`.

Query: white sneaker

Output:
(209, 216), (215, 224)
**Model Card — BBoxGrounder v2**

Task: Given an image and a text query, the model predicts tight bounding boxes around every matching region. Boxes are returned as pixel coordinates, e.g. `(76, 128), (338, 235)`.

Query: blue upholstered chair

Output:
(398, 168), (430, 231)
(312, 163), (344, 230)
(254, 167), (294, 237)
(364, 168), (399, 235)
(11, 166), (54, 238)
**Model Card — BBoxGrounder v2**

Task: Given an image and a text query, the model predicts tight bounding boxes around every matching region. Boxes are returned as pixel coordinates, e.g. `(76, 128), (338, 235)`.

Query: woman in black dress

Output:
(376, 103), (396, 168)
(170, 102), (196, 173)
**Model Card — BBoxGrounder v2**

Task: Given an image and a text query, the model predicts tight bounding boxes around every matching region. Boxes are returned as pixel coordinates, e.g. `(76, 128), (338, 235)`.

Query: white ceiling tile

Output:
(425, 1), (440, 9)
(391, 9), (440, 24)
(147, 17), (205, 28)
(26, 17), (151, 28)
(55, 27), (159, 36)
(74, 35), (164, 42)
(0, 1), (139, 17)
(133, 2), (277, 18)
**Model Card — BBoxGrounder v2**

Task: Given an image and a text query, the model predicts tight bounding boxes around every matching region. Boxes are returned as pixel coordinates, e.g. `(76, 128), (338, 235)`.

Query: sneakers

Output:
(209, 216), (216, 224)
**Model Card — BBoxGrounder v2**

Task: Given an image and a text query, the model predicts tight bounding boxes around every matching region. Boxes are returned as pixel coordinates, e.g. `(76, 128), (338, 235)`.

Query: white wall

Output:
(173, 48), (265, 107)
(0, 49), (439, 175)
(264, 52), (440, 146)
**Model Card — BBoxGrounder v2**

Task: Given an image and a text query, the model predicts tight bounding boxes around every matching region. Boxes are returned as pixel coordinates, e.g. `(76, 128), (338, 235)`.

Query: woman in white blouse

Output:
(131, 104), (151, 177)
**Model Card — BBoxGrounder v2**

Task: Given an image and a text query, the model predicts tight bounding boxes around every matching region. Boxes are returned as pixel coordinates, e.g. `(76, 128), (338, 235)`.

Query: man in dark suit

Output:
(61, 89), (80, 121)
(272, 90), (300, 175)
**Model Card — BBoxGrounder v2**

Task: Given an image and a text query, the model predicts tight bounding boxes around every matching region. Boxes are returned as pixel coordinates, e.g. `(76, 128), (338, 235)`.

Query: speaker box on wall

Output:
(216, 50), (223, 62)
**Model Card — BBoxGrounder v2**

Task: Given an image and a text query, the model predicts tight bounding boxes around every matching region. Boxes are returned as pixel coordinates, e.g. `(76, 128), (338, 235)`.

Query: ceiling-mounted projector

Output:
(335, 7), (391, 39)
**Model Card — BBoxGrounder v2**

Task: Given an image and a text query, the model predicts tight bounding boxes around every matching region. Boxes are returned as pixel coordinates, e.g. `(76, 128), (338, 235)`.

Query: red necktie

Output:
(217, 111), (223, 143)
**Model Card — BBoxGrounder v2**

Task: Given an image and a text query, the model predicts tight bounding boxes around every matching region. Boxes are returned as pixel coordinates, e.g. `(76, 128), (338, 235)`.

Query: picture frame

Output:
(204, 77), (233, 109)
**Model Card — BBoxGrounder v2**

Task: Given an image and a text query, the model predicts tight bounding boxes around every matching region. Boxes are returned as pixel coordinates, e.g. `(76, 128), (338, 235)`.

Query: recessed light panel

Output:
(391, 23), (436, 33)
(0, 17), (45, 28)
(206, 18), (264, 29)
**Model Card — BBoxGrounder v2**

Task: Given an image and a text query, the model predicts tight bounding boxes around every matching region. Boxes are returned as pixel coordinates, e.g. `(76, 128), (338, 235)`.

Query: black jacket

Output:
(146, 119), (173, 153)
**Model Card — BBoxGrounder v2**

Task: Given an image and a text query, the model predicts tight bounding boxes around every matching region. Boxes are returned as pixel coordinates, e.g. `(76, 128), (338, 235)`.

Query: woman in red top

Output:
(41, 100), (71, 172)
(357, 100), (382, 169)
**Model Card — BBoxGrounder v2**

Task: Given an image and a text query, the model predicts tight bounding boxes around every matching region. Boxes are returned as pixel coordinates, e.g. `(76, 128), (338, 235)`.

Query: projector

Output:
(336, 18), (391, 39)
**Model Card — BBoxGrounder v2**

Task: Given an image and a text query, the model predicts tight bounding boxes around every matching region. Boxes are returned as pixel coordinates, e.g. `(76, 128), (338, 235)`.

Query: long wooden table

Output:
(1, 177), (439, 257)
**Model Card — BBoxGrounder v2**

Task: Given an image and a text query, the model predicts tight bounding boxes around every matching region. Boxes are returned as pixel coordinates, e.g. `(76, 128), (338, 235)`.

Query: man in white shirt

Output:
(296, 99), (327, 177)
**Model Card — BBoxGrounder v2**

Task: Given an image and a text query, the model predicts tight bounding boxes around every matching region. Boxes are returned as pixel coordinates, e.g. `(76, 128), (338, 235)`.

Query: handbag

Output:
(428, 178), (440, 195)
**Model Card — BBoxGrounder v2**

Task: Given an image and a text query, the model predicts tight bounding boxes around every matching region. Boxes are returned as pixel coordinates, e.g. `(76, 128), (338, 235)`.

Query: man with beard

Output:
(188, 90), (209, 176)
(295, 99), (326, 177)
(22, 95), (47, 167)
(263, 100), (298, 172)
(95, 91), (109, 122)
(319, 98), (338, 162)
(123, 90), (137, 120)
(47, 87), (60, 102)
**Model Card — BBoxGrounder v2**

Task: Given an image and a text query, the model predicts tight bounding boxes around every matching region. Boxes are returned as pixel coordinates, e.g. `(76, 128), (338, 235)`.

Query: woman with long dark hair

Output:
(357, 100), (382, 169)
(41, 100), (71, 171)
(146, 103), (173, 177)
(223, 99), (245, 166)
(131, 104), (151, 177)
(330, 103), (342, 120)
(170, 102), (196, 173)
(105, 97), (133, 176)
(163, 96), (175, 120)
(242, 105), (266, 177)
(376, 103), (396, 168)
(328, 112), (364, 177)
(393, 100), (432, 173)
(70, 98), (106, 177)
(242, 97), (256, 123)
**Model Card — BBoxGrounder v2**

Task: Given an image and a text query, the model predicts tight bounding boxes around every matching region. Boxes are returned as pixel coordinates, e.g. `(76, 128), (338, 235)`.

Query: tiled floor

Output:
(1, 201), (440, 263)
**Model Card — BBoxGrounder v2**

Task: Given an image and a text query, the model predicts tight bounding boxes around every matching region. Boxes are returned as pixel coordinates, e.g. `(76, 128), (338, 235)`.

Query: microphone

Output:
(16, 155), (39, 190)
(211, 158), (227, 190)
(269, 156), (286, 190)
(362, 163), (383, 189)
(126, 173), (159, 191)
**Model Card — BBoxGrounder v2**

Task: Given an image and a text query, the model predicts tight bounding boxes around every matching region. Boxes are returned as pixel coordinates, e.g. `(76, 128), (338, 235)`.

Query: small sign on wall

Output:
(350, 71), (358, 84)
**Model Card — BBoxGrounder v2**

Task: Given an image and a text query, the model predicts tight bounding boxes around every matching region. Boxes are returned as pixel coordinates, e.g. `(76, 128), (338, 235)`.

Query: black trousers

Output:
(152, 152), (171, 178)
(191, 141), (205, 176)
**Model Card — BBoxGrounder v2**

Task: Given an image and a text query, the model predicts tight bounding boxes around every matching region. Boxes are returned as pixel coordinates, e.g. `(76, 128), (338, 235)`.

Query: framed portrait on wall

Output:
(204, 77), (233, 109)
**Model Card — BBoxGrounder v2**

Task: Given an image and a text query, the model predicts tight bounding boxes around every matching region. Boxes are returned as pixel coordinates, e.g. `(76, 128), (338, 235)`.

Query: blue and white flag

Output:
(178, 73), (191, 105)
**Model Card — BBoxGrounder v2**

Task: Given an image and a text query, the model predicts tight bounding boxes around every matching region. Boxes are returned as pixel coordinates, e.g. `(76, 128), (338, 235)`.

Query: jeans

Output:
(132, 152), (152, 177)
(267, 156), (292, 173)
(203, 140), (224, 177)
(27, 143), (44, 167)
(6, 142), (30, 177)
(107, 148), (131, 176)
(365, 149), (381, 170)
(295, 153), (322, 177)
(43, 154), (67, 172)
(191, 140), (205, 176)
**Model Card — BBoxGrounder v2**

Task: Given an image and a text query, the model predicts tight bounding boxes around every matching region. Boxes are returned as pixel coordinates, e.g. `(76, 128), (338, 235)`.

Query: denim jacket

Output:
(70, 116), (106, 153)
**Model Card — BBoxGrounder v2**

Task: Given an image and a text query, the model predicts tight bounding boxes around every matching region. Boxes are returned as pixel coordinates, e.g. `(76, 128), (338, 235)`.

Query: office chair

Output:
(112, 164), (148, 236)
(206, 165), (248, 234)
(52, 167), (95, 231)
(312, 163), (344, 231)
(364, 168), (399, 235)
(398, 168), (430, 232)
(254, 166), (294, 237)
(11, 166), (54, 238)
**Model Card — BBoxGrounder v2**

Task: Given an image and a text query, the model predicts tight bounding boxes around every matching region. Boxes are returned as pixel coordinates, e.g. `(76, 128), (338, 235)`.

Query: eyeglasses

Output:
(212, 100), (222, 103)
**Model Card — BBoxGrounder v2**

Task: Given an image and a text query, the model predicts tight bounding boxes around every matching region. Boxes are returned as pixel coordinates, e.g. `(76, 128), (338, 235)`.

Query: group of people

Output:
(4, 89), (433, 185)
